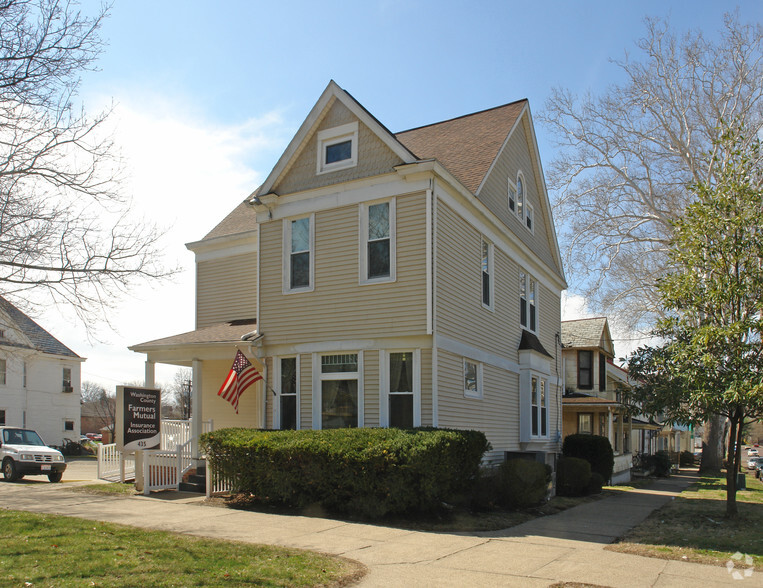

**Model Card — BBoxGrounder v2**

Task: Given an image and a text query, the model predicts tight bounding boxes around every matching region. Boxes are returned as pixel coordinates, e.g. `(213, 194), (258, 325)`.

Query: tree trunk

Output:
(700, 415), (724, 473)
(725, 416), (738, 518)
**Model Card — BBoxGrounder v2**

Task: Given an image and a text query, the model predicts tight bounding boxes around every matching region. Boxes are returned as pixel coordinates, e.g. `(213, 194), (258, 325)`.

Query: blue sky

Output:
(56, 1), (762, 388)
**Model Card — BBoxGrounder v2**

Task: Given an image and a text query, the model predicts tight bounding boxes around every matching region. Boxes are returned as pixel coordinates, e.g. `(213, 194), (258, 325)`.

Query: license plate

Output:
(41, 465), (51, 471)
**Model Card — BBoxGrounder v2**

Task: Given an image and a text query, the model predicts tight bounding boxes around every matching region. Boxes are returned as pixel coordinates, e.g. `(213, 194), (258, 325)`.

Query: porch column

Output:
(627, 415), (633, 453)
(608, 409), (614, 450)
(617, 411), (624, 455)
(191, 359), (203, 460)
(144, 361), (155, 388)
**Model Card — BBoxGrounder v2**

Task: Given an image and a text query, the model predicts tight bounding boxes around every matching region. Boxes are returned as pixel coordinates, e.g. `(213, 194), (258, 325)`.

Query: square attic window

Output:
(317, 122), (358, 174)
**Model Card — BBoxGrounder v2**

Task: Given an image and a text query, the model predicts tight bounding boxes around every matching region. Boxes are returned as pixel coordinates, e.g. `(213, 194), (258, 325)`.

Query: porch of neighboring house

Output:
(562, 395), (633, 484)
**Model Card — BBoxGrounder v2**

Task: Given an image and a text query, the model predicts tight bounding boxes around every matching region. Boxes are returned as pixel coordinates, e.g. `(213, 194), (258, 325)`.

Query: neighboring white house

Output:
(0, 297), (84, 446)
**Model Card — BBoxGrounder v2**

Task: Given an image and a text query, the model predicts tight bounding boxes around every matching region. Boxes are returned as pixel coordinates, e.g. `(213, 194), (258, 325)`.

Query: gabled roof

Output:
(395, 100), (526, 194)
(561, 317), (612, 351)
(0, 297), (80, 358)
(130, 318), (257, 351)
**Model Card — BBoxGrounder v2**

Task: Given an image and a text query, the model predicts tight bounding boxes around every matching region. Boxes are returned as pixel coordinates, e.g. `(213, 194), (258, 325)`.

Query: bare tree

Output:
(541, 13), (763, 472)
(0, 0), (174, 330)
(541, 13), (763, 330)
(167, 368), (192, 420)
(81, 380), (115, 433)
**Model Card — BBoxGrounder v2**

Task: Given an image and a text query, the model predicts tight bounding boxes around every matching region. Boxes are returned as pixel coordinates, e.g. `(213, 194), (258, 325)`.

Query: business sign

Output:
(116, 386), (161, 452)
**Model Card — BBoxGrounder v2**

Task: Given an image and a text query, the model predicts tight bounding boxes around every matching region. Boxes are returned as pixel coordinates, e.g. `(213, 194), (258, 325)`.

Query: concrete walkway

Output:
(0, 470), (751, 587)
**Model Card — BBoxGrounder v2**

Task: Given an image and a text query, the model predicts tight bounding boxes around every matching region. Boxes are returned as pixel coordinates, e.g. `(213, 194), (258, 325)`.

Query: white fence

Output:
(98, 419), (213, 493)
(205, 458), (236, 498)
(97, 443), (135, 482)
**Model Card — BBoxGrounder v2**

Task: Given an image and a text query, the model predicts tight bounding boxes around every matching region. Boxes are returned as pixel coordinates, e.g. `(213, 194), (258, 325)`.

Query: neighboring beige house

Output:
(561, 318), (646, 483)
(0, 297), (84, 446)
(131, 81), (567, 468)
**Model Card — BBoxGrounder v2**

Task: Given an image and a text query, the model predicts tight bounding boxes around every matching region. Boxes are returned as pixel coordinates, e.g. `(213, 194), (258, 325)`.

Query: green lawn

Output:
(607, 471), (763, 569)
(0, 509), (364, 587)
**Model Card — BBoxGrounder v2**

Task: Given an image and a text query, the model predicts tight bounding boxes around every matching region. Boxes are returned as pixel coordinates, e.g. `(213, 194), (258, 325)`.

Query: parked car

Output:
(747, 448), (759, 456)
(0, 427), (67, 482)
(747, 455), (762, 471)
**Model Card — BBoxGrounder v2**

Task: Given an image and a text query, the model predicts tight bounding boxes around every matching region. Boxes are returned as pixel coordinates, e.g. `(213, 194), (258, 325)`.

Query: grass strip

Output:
(607, 471), (763, 570)
(0, 509), (363, 587)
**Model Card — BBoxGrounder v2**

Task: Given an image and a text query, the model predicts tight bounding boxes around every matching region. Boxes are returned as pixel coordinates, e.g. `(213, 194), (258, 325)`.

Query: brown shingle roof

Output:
(395, 100), (526, 193)
(203, 200), (258, 241)
(131, 319), (257, 349)
(561, 317), (609, 349)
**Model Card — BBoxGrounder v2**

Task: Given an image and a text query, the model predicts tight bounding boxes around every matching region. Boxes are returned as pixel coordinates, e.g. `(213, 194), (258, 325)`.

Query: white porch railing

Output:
(97, 443), (135, 482)
(205, 457), (236, 498)
(98, 419), (213, 491)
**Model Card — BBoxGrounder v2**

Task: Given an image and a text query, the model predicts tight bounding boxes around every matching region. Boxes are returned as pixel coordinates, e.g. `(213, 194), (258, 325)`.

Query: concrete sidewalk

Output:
(0, 471), (750, 587)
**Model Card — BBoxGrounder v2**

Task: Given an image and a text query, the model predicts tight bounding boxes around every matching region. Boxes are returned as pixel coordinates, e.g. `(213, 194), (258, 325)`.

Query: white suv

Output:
(0, 427), (67, 483)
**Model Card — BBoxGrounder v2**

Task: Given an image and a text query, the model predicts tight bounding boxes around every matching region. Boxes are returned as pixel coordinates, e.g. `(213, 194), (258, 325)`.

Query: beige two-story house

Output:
(131, 81), (567, 467)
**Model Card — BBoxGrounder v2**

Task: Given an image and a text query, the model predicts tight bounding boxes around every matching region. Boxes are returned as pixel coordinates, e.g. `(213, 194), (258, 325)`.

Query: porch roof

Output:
(562, 396), (622, 408)
(129, 319), (257, 352)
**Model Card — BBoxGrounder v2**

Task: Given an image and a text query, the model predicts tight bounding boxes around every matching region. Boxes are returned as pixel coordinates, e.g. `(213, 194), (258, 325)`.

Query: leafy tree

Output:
(627, 128), (763, 518)
(0, 0), (173, 330)
(542, 12), (762, 471)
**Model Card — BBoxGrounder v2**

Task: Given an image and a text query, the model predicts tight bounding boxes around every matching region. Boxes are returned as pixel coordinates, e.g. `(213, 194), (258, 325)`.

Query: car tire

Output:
(48, 472), (63, 483)
(2, 458), (19, 482)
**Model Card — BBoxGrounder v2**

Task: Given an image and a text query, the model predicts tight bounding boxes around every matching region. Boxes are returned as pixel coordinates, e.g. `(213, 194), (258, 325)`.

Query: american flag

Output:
(217, 350), (263, 413)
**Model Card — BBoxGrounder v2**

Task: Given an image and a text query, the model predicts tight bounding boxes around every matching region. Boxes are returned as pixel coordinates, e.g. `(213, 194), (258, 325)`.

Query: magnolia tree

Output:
(627, 129), (763, 518)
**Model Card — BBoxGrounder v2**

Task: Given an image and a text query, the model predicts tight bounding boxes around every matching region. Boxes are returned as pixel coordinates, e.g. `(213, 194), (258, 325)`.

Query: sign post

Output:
(116, 386), (161, 452)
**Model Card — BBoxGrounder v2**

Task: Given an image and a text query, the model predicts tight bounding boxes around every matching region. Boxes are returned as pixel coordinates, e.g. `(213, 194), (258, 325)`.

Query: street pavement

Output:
(0, 465), (757, 587)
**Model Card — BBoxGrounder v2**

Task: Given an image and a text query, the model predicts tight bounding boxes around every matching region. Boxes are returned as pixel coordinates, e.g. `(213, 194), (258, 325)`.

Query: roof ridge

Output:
(394, 98), (527, 136)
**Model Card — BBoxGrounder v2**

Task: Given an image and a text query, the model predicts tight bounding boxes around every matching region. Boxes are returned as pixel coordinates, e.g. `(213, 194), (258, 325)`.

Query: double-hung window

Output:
(578, 412), (593, 435)
(599, 353), (607, 392)
(360, 199), (395, 283)
(62, 367), (72, 392)
(526, 202), (534, 232)
(578, 350), (593, 389)
(481, 238), (493, 309)
(463, 359), (482, 399)
(283, 215), (314, 293)
(319, 354), (359, 429)
(508, 179), (516, 212)
(516, 174), (525, 220)
(388, 352), (414, 428)
(531, 376), (548, 437)
(519, 272), (537, 332)
(278, 357), (298, 430)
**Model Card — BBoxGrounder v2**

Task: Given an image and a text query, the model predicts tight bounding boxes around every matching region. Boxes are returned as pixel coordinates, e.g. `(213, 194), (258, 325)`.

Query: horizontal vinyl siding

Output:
(201, 359), (262, 430)
(420, 347), (433, 427)
(274, 99), (403, 196)
(363, 350), (380, 428)
(260, 192), (428, 345)
(299, 354), (312, 430)
(436, 200), (521, 360)
(196, 254), (257, 328)
(476, 117), (559, 275)
(436, 349), (520, 461)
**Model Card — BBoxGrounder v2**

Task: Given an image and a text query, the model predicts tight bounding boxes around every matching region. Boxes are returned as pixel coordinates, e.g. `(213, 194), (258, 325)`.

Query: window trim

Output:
(530, 374), (549, 438)
(578, 412), (594, 435)
(525, 202), (534, 233)
(274, 355), (300, 430)
(282, 214), (315, 294)
(312, 352), (364, 430)
(463, 358), (483, 399)
(519, 271), (538, 333)
(481, 237), (494, 311)
(379, 349), (421, 428)
(508, 178), (517, 213)
(316, 122), (358, 174)
(516, 171), (525, 222)
(359, 198), (396, 285)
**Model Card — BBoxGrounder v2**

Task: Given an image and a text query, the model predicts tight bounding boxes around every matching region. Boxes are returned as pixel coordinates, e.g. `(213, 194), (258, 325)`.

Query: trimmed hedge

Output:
(200, 427), (490, 518)
(649, 450), (672, 477)
(679, 450), (694, 467)
(562, 434), (614, 481)
(556, 456), (591, 496)
(496, 459), (552, 507)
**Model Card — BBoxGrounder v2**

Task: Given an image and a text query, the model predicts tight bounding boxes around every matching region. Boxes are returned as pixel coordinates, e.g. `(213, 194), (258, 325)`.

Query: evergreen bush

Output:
(562, 434), (615, 481)
(200, 427), (490, 518)
(679, 450), (694, 467)
(649, 450), (672, 476)
(492, 459), (552, 508)
(587, 472), (605, 494)
(556, 456), (591, 496)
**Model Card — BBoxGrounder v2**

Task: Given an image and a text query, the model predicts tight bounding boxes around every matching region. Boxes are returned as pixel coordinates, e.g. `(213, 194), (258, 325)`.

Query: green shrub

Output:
(562, 434), (614, 482)
(649, 450), (672, 477)
(556, 456), (591, 496)
(679, 450), (694, 467)
(478, 459), (551, 508)
(200, 427), (490, 518)
(587, 472), (604, 494)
